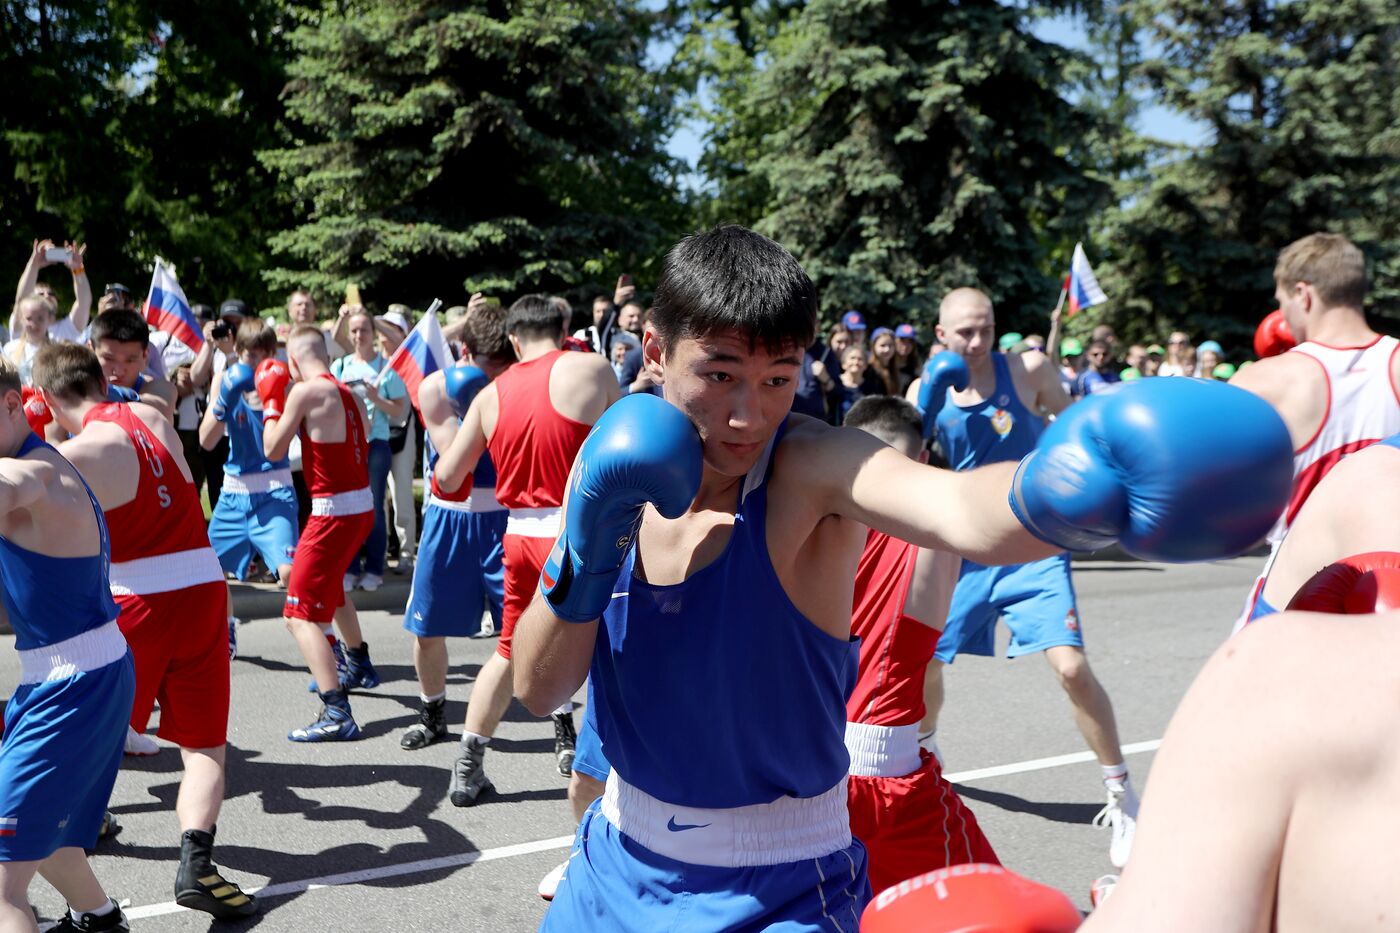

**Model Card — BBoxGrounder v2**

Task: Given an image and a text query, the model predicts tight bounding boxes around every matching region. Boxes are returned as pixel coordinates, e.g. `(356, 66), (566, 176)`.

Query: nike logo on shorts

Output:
(666, 816), (711, 832)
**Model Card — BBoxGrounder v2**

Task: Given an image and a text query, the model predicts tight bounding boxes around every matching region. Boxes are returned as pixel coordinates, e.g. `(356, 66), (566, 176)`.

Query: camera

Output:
(211, 321), (232, 340)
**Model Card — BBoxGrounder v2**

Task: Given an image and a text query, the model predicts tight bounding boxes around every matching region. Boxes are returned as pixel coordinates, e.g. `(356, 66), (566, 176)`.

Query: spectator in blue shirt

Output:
(1075, 339), (1122, 396)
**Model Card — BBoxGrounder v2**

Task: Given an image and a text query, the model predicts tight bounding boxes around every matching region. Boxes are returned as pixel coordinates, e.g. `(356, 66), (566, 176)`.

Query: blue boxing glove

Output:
(1009, 378), (1293, 562)
(106, 383), (140, 403)
(211, 362), (256, 422)
(444, 365), (489, 419)
(540, 394), (703, 623)
(917, 352), (970, 438)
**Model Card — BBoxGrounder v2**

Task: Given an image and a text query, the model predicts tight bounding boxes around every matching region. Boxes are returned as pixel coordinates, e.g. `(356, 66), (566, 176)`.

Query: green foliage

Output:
(695, 0), (1114, 335)
(1094, 0), (1400, 350)
(261, 0), (688, 312)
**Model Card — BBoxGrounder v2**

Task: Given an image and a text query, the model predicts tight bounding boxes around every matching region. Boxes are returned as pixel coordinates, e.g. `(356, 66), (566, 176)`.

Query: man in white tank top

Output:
(1229, 233), (1400, 630)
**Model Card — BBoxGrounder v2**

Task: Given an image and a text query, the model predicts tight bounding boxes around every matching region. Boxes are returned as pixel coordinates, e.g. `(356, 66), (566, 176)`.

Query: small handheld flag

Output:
(142, 258), (204, 350)
(1067, 243), (1107, 316)
(379, 299), (451, 413)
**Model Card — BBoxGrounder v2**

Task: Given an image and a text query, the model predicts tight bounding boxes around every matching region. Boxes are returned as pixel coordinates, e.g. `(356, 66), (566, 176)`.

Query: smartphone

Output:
(346, 284), (362, 307)
(620, 274), (633, 288)
(44, 247), (72, 264)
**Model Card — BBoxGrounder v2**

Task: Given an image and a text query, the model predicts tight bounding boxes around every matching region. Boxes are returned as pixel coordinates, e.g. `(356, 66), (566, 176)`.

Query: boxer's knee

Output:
(568, 771), (604, 817)
(1045, 645), (1094, 691)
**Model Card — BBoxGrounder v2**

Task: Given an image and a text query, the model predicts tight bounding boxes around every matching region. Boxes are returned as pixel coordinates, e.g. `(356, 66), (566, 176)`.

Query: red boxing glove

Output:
(254, 359), (292, 422)
(561, 335), (592, 353)
(20, 387), (52, 435)
(861, 864), (1081, 933)
(429, 470), (474, 504)
(1253, 309), (1296, 360)
(1286, 551), (1400, 614)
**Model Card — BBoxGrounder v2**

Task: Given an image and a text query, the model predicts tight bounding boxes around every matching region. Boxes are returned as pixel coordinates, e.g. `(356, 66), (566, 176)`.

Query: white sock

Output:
(552, 702), (573, 717)
(421, 691), (446, 705)
(1102, 763), (1129, 787)
(72, 899), (116, 921)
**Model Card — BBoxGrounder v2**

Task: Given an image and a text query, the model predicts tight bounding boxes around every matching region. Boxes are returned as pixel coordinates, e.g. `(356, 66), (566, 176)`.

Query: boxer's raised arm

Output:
(262, 383), (308, 463)
(432, 382), (490, 495)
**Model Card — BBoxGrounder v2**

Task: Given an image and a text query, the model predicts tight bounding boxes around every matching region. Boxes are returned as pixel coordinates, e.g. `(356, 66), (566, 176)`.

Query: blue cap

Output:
(841, 310), (866, 331)
(1197, 340), (1223, 356)
(871, 326), (893, 341)
(894, 323), (917, 339)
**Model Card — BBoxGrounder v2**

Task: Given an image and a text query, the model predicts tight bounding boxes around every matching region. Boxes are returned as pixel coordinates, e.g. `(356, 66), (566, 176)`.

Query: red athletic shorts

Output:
(499, 533), (553, 661)
(285, 512), (373, 624)
(848, 750), (1000, 896)
(116, 581), (230, 749)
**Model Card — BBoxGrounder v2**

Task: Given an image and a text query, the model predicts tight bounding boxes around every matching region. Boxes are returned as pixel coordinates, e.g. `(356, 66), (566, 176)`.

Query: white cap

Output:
(379, 311), (410, 334)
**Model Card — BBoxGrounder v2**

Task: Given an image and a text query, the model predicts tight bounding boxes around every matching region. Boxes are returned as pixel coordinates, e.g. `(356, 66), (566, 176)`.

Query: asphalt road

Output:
(4, 554), (1263, 931)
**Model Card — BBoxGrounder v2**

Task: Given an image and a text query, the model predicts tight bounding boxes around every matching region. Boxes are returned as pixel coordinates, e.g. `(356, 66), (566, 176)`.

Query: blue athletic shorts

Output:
(573, 699), (609, 783)
(0, 653), (134, 862)
(402, 505), (506, 638)
(542, 799), (869, 932)
(208, 486), (299, 581)
(935, 553), (1084, 663)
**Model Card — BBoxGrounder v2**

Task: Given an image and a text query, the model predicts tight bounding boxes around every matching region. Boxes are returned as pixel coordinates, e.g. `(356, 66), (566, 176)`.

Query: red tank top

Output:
(300, 374), (370, 497)
(846, 530), (942, 727)
(84, 403), (210, 563)
(488, 350), (592, 509)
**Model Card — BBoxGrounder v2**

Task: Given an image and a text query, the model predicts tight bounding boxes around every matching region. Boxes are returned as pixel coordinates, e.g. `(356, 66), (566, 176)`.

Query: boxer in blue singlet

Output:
(0, 361), (134, 932)
(506, 227), (1293, 930)
(923, 287), (1139, 869)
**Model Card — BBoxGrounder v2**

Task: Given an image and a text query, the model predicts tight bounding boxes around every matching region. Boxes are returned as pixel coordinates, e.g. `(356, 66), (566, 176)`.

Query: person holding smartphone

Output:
(9, 238), (90, 352)
(330, 306), (407, 592)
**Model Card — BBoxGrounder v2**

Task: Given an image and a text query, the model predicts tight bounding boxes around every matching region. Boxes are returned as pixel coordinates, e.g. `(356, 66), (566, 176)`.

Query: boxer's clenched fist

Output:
(254, 359), (291, 422)
(1287, 551), (1400, 614)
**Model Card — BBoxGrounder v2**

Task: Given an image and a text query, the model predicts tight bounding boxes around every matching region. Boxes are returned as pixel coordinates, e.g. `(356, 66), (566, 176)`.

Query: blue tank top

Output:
(935, 352), (1045, 471)
(0, 433), (120, 650)
(423, 425), (497, 488)
(592, 420), (858, 808)
(1381, 433), (1400, 453)
(223, 396), (290, 477)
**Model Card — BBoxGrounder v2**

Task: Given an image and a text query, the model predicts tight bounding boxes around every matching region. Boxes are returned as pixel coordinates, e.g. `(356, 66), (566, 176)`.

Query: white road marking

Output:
(124, 739), (1162, 919)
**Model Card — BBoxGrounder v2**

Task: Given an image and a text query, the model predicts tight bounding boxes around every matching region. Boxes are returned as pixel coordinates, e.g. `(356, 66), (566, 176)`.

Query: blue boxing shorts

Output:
(208, 485), (299, 581)
(935, 553), (1084, 663)
(543, 789), (868, 932)
(403, 503), (506, 638)
(0, 640), (134, 862)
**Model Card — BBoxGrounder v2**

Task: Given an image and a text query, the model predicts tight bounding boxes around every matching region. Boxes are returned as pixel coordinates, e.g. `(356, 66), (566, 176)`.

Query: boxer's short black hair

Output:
(507, 294), (563, 341)
(844, 395), (922, 451)
(651, 225), (817, 355)
(90, 308), (150, 349)
(33, 343), (106, 404)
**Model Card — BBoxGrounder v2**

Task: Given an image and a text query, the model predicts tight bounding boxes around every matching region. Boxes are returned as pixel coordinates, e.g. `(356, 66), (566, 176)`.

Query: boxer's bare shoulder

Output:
(1088, 612), (1400, 933)
(548, 349), (618, 424)
(58, 419), (139, 510)
(1229, 352), (1327, 449)
(140, 375), (178, 420)
(1262, 443), (1400, 608)
(0, 445), (99, 557)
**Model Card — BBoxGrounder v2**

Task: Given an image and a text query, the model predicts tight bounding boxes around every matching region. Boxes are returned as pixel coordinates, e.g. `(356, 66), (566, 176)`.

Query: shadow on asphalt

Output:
(953, 783), (1104, 825)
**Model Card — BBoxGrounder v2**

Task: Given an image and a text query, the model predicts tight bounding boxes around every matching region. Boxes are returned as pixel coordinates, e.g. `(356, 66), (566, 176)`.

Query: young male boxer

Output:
(1231, 233), (1400, 627)
(34, 344), (256, 920)
(200, 320), (299, 658)
(261, 326), (379, 741)
(0, 358), (134, 933)
(511, 225), (1293, 931)
(399, 303), (512, 750)
(89, 309), (178, 421)
(919, 287), (1139, 868)
(842, 396), (999, 896)
(433, 295), (619, 803)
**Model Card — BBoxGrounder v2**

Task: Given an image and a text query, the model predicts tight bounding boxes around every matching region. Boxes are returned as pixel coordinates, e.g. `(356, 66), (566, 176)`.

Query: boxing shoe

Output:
(124, 725), (159, 757)
(227, 616), (240, 661)
(342, 641), (381, 690)
(47, 899), (130, 932)
(449, 736), (494, 806)
(553, 711), (577, 778)
(538, 860), (568, 901)
(307, 640), (350, 692)
(1093, 781), (1139, 869)
(288, 691), (361, 742)
(174, 826), (257, 919)
(359, 572), (383, 592)
(401, 698), (448, 750)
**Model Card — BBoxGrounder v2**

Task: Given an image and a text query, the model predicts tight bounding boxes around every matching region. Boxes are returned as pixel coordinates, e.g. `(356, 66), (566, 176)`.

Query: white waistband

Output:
(19, 621), (128, 684)
(220, 468), (294, 496)
(427, 487), (505, 514)
(110, 547), (224, 596)
(311, 486), (372, 517)
(844, 721), (923, 778)
(506, 507), (561, 538)
(600, 770), (851, 867)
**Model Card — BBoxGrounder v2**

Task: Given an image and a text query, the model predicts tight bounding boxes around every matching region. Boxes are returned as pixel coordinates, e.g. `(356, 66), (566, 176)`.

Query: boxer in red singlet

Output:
(842, 397), (998, 896)
(35, 343), (256, 919)
(434, 294), (618, 805)
(261, 326), (379, 742)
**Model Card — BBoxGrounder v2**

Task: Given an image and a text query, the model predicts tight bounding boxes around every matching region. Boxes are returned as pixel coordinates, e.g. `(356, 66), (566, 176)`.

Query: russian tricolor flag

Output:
(0, 817), (17, 838)
(381, 302), (452, 414)
(143, 258), (204, 350)
(1066, 242), (1108, 316)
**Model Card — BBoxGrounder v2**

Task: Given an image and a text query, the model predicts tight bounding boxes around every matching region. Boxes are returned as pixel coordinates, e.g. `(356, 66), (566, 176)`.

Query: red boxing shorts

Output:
(116, 581), (230, 749)
(848, 750), (1000, 896)
(285, 512), (373, 624)
(499, 533), (554, 661)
